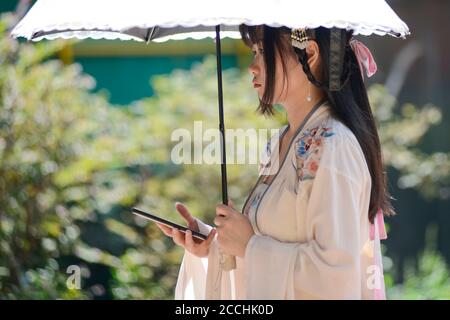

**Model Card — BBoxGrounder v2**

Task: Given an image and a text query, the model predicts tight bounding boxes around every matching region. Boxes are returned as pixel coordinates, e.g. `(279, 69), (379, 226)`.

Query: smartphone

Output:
(131, 207), (208, 241)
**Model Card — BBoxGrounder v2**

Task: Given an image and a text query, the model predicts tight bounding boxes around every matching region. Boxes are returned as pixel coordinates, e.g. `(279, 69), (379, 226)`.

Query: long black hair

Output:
(239, 24), (394, 223)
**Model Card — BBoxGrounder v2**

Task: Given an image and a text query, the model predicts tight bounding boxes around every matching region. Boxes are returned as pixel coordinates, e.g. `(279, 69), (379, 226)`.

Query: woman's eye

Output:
(251, 48), (264, 56)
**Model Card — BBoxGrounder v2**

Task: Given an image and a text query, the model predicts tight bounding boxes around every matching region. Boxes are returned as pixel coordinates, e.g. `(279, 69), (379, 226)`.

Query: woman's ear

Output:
(305, 40), (321, 74)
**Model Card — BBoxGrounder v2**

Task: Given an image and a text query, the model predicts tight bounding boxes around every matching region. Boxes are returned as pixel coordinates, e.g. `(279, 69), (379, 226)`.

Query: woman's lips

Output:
(253, 83), (262, 88)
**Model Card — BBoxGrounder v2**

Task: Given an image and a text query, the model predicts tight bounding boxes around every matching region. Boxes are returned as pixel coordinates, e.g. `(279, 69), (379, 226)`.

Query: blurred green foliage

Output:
(386, 224), (450, 299)
(0, 13), (448, 299)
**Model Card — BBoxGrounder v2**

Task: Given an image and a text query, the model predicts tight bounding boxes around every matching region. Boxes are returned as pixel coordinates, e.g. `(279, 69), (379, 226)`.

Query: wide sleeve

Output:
(174, 218), (235, 299)
(174, 218), (211, 299)
(244, 130), (371, 299)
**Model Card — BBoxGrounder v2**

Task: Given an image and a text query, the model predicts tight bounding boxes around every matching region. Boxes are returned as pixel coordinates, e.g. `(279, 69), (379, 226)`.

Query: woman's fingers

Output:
(202, 229), (216, 248)
(171, 229), (185, 247)
(155, 222), (173, 237)
(186, 228), (216, 257)
(175, 202), (196, 225)
(184, 230), (195, 251)
(168, 227), (218, 258)
(214, 215), (227, 228)
(216, 203), (235, 218)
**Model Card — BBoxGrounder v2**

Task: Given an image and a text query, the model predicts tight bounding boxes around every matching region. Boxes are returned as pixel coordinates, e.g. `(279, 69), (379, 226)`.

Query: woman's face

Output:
(248, 40), (299, 105)
(248, 42), (264, 95)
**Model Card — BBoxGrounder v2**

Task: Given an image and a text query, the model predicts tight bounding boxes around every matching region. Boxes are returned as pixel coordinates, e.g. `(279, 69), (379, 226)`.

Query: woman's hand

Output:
(155, 202), (216, 258)
(215, 200), (255, 258)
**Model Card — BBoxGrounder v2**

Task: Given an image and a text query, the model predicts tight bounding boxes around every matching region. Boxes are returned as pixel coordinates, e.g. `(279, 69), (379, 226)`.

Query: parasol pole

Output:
(215, 25), (236, 271)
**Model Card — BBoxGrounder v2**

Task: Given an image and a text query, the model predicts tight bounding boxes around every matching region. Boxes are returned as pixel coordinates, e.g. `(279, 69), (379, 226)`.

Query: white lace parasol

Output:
(11, 0), (410, 42)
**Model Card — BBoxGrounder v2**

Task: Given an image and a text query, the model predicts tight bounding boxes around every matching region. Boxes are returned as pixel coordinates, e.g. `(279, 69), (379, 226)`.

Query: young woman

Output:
(156, 25), (393, 300)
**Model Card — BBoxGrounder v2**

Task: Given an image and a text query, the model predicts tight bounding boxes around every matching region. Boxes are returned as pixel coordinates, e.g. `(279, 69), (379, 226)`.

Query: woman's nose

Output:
(248, 61), (258, 76)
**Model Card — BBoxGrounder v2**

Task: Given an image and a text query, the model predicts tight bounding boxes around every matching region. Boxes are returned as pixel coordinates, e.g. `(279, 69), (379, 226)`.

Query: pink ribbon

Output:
(370, 208), (387, 241)
(350, 38), (378, 80)
(370, 208), (388, 300)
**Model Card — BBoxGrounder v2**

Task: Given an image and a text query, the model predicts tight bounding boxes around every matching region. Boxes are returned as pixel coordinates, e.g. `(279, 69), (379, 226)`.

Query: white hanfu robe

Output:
(174, 100), (388, 300)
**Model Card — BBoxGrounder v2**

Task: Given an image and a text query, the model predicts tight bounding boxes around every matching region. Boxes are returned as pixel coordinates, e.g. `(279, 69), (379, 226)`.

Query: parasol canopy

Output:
(11, 0), (410, 42)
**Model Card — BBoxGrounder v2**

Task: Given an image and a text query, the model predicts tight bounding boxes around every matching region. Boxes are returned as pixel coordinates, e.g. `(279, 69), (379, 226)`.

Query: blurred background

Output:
(0, 0), (449, 299)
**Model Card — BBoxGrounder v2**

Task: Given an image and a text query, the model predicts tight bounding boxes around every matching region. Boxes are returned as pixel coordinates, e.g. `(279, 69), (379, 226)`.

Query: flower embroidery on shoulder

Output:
(293, 125), (335, 182)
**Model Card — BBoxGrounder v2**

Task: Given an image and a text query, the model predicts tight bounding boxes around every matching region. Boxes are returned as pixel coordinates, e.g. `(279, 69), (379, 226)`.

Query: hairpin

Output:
(291, 28), (311, 50)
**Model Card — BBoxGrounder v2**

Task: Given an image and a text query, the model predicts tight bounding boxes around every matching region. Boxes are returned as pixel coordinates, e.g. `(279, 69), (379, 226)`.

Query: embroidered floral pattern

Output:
(250, 192), (263, 210)
(258, 126), (289, 176)
(244, 189), (264, 216)
(258, 139), (272, 176)
(293, 126), (335, 182)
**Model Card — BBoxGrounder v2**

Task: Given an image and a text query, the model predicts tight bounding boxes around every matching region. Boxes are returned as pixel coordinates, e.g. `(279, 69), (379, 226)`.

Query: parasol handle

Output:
(220, 248), (236, 271)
